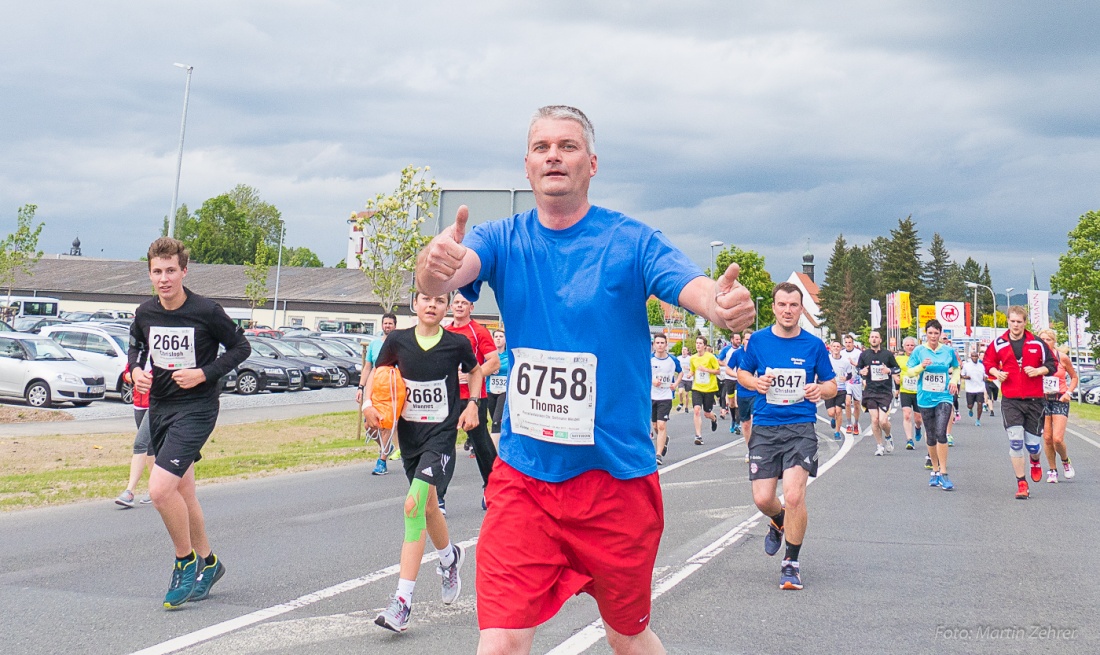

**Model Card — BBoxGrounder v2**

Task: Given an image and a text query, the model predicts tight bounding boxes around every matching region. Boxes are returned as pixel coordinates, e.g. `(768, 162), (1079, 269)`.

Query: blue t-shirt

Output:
(461, 206), (703, 482)
(908, 345), (959, 409)
(726, 346), (757, 397)
(367, 336), (384, 366)
(485, 348), (512, 395)
(738, 326), (835, 426)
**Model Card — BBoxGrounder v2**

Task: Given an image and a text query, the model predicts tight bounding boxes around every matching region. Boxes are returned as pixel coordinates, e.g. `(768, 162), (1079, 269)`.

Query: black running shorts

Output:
(149, 400), (219, 477)
(862, 392), (892, 412)
(899, 393), (917, 409)
(651, 399), (673, 423)
(965, 392), (984, 409)
(1001, 397), (1044, 434)
(748, 423), (819, 480)
(823, 389), (846, 410)
(402, 449), (457, 498)
(692, 390), (716, 413)
(737, 394), (756, 422)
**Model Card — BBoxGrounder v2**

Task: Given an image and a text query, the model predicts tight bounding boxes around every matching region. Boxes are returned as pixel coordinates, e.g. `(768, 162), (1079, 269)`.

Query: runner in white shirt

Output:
(676, 344), (694, 412)
(650, 334), (683, 465)
(825, 341), (853, 441)
(842, 334), (863, 434)
(960, 349), (989, 426)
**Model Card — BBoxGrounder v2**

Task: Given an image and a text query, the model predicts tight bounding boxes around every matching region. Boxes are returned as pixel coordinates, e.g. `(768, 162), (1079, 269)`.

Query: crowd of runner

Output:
(117, 105), (1085, 654)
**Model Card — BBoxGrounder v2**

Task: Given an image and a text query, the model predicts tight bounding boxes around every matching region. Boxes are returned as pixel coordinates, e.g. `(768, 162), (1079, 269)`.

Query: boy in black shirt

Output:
(363, 291), (481, 633)
(128, 238), (251, 609)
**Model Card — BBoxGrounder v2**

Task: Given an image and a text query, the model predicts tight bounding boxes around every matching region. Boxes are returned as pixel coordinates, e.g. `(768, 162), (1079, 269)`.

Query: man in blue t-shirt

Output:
(738, 282), (837, 592)
(726, 329), (756, 443)
(415, 105), (756, 654)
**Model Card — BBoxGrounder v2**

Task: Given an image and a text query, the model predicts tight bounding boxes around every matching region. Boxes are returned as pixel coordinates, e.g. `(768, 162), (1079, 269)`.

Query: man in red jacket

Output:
(982, 306), (1057, 500)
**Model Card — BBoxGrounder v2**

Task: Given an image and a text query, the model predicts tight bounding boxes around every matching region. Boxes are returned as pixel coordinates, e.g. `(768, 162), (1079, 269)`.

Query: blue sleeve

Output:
(907, 348), (922, 369)
(673, 357), (682, 373)
(740, 338), (759, 375)
(814, 340), (836, 383)
(457, 220), (502, 303)
(640, 229), (706, 306)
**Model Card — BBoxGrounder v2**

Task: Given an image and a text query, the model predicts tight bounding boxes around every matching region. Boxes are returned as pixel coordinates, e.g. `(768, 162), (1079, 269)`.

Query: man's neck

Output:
(415, 323), (441, 338)
(774, 324), (801, 339)
(1009, 330), (1025, 340)
(451, 317), (471, 328)
(537, 199), (591, 230)
(159, 289), (187, 311)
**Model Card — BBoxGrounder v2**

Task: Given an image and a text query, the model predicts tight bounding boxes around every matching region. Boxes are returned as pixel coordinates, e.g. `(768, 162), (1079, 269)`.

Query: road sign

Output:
(935, 302), (965, 329)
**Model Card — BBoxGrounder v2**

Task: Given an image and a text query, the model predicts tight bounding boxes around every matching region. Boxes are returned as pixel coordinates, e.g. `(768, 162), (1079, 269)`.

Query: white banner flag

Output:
(1027, 290), (1049, 331)
(871, 300), (882, 329)
(1068, 314), (1091, 348)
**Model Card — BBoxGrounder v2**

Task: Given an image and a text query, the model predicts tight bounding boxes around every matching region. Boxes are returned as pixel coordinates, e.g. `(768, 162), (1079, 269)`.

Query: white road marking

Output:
(127, 439), (744, 654)
(546, 426), (855, 654)
(1067, 426), (1100, 449)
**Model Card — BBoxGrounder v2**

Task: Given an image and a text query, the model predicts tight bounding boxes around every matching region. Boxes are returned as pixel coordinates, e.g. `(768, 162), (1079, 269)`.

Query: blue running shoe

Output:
(780, 560), (803, 590)
(830, 417), (836, 429)
(975, 419), (981, 427)
(764, 520), (784, 556)
(905, 439), (914, 450)
(929, 473), (942, 488)
(939, 474), (955, 491)
(372, 459), (388, 476)
(730, 422), (737, 433)
(191, 554), (225, 601)
(164, 553), (199, 609)
(834, 431), (842, 441)
(915, 427), (922, 442)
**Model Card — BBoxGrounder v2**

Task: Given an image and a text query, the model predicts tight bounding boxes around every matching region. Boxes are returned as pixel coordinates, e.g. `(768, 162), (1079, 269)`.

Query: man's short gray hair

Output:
(903, 336), (917, 346)
(529, 105), (596, 155)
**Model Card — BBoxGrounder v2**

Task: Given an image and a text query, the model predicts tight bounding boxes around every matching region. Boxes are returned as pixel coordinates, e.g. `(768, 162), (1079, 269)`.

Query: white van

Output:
(0, 296), (61, 321)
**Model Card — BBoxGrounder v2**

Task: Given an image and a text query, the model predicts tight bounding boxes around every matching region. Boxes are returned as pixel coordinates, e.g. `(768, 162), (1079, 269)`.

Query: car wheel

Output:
(236, 371), (260, 395)
(26, 381), (52, 408)
(336, 368), (349, 387)
(120, 380), (133, 405)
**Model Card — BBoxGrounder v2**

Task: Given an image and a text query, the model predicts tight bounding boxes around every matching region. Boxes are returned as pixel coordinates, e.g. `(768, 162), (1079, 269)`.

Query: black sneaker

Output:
(764, 520), (784, 556)
(711, 417), (718, 432)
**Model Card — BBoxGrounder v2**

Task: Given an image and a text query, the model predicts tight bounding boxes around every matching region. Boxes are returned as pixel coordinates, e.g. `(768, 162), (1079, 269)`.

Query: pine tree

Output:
(880, 216), (925, 308)
(846, 245), (874, 331)
(923, 233), (952, 301)
(818, 235), (850, 337)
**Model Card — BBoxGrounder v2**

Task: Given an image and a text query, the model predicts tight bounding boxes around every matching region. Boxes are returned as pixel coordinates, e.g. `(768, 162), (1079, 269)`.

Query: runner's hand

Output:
(355, 389), (363, 405)
(171, 368), (206, 389)
(804, 382), (823, 403)
(421, 205), (470, 284)
(458, 402), (479, 431)
(1023, 366), (1042, 377)
(948, 382), (958, 395)
(711, 263), (754, 332)
(921, 358), (932, 368)
(755, 373), (774, 394)
(995, 369), (1008, 383)
(131, 367), (152, 394)
(362, 405), (381, 430)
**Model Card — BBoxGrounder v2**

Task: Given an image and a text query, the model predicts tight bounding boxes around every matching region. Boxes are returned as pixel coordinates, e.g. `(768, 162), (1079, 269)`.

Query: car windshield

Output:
(292, 341), (324, 357)
(109, 334), (128, 350)
(13, 317), (41, 330)
(267, 340), (305, 357)
(317, 340), (355, 357)
(23, 339), (75, 361)
(0, 321), (12, 332)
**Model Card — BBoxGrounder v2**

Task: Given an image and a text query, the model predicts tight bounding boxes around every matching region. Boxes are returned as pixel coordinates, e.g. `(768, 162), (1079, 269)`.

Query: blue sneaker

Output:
(929, 473), (942, 488)
(730, 422), (737, 433)
(915, 427), (922, 442)
(734, 424), (742, 435)
(764, 520), (784, 556)
(975, 419), (981, 427)
(780, 560), (803, 590)
(830, 417), (836, 429)
(372, 459), (388, 476)
(939, 474), (955, 491)
(191, 554), (225, 601)
(905, 439), (914, 450)
(833, 431), (842, 441)
(164, 553), (199, 609)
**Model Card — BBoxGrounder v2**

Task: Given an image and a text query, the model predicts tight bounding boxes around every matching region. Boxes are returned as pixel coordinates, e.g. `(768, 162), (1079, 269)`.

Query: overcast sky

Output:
(2, 1), (1096, 296)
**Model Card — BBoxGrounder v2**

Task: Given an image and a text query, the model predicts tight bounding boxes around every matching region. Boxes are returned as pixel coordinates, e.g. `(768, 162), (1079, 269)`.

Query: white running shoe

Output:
(875, 444), (885, 457)
(885, 438), (895, 454)
(1064, 461), (1076, 479)
(1046, 469), (1058, 484)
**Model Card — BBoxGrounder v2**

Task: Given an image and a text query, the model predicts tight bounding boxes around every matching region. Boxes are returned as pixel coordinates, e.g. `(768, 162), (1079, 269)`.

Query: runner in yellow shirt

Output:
(690, 335), (721, 445)
(896, 336), (925, 457)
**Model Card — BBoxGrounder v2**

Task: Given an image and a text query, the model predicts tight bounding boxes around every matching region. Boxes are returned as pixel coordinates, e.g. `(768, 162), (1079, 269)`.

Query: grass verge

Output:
(1, 411), (381, 512)
(1072, 401), (1100, 424)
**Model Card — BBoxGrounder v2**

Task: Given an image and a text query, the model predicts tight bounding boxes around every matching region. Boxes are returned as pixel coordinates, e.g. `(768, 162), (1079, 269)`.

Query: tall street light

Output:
(755, 296), (763, 330)
(709, 240), (723, 344)
(1005, 287), (1014, 313)
(168, 63), (194, 238)
(965, 281), (997, 331)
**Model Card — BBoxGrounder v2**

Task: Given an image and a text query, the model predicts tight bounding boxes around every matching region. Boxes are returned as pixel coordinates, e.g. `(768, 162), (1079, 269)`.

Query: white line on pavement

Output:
(1066, 426), (1100, 450)
(546, 427), (855, 654)
(127, 439), (744, 655)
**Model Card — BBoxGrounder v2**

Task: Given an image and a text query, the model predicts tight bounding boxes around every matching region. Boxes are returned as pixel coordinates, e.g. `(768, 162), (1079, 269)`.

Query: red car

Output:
(244, 327), (283, 339)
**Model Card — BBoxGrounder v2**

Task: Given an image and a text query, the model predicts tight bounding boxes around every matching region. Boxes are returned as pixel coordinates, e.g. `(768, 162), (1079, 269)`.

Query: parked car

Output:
(41, 324), (131, 403)
(282, 337), (363, 387)
(12, 316), (71, 333)
(60, 311), (94, 322)
(234, 355), (304, 395)
(278, 327), (317, 338)
(0, 333), (106, 407)
(0, 320), (15, 331)
(245, 327), (283, 339)
(247, 337), (341, 388)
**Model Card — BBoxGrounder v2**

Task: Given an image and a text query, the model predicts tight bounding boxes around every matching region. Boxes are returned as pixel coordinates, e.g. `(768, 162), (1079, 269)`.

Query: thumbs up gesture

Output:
(711, 263), (755, 332)
(417, 205), (473, 292)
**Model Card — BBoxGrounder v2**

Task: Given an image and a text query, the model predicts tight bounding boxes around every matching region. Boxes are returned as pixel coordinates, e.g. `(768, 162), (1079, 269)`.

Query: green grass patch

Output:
(1072, 401), (1100, 423)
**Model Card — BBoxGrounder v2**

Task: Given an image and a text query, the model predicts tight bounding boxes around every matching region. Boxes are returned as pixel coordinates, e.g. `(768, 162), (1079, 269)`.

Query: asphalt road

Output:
(2, 403), (1098, 654)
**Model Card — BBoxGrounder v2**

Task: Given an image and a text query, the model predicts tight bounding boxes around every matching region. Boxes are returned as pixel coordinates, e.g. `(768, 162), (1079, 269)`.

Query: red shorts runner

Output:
(476, 459), (664, 636)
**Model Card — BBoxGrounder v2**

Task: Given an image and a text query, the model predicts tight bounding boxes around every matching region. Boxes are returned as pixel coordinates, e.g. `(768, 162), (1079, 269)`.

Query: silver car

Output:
(0, 333), (106, 408)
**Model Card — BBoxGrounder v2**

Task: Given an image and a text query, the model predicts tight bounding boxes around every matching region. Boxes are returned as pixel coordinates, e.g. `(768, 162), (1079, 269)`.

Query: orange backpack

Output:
(368, 366), (407, 430)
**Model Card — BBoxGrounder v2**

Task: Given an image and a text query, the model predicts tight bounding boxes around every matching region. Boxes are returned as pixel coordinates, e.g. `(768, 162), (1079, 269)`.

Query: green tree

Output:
(866, 235), (889, 302)
(1051, 209), (1100, 358)
(923, 233), (953, 301)
(0, 204), (45, 298)
(817, 235), (850, 336)
(177, 194), (256, 264)
(846, 245), (874, 332)
(228, 184), (283, 248)
(334, 259), (347, 269)
(161, 204), (189, 238)
(283, 246), (323, 267)
(356, 165), (439, 312)
(880, 215), (924, 311)
(647, 297), (665, 326)
(244, 240), (270, 318)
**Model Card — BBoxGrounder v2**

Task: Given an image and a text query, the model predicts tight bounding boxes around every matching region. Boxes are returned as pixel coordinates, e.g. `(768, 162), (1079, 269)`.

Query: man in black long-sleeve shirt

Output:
(128, 237), (251, 609)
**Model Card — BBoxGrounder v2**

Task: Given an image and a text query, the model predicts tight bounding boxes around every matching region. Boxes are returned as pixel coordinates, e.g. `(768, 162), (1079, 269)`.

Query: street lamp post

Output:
(709, 240), (723, 344)
(168, 63), (194, 238)
(1005, 288), (1015, 319)
(271, 224), (285, 328)
(965, 281), (999, 331)
(755, 296), (762, 330)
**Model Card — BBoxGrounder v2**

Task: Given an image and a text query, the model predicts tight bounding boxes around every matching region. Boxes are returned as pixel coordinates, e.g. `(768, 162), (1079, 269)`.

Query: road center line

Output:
(546, 427), (855, 654)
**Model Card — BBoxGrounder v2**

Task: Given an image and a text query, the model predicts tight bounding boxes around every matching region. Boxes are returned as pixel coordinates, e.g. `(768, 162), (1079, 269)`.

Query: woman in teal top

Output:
(907, 319), (961, 491)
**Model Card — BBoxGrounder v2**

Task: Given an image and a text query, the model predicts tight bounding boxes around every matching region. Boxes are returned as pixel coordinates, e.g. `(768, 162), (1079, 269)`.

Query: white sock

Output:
(396, 578), (415, 603)
(437, 542), (455, 568)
